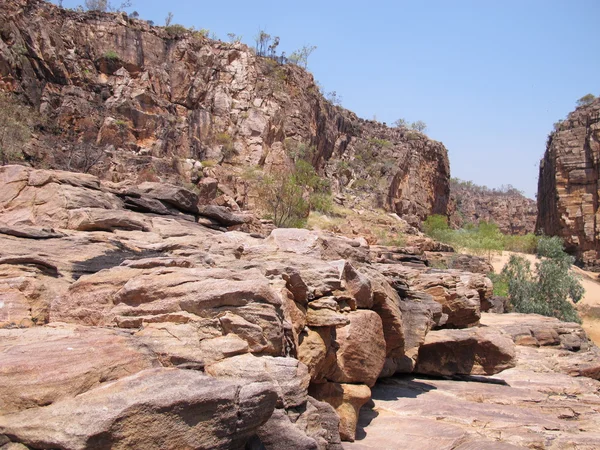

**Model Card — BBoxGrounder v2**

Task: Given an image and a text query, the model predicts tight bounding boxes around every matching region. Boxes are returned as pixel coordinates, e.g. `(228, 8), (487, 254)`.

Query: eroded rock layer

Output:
(536, 99), (600, 269)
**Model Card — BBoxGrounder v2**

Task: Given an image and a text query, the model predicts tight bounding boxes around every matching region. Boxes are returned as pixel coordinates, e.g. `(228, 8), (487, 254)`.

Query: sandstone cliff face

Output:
(449, 179), (537, 234)
(536, 99), (600, 269)
(0, 0), (449, 221)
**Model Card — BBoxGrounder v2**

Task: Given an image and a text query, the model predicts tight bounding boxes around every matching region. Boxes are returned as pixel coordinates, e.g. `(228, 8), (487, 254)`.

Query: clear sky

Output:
(54, 0), (599, 199)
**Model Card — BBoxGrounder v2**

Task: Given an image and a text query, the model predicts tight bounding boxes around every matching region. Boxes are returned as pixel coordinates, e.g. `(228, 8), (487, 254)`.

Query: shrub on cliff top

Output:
(502, 236), (583, 323)
(576, 93), (596, 107)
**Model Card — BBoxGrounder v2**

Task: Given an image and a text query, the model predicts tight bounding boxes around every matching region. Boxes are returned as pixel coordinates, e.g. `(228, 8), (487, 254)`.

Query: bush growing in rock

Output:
(257, 146), (332, 227)
(502, 236), (583, 323)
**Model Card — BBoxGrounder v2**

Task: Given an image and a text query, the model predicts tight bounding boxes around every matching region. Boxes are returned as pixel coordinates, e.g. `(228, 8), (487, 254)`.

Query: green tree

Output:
(502, 236), (583, 323)
(0, 94), (34, 166)
(576, 93), (596, 107)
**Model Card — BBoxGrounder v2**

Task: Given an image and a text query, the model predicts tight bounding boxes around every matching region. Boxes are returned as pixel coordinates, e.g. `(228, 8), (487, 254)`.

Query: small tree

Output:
(288, 45), (317, 69)
(576, 93), (596, 107)
(410, 120), (427, 132)
(326, 91), (342, 106)
(254, 29), (272, 57)
(0, 94), (34, 166)
(502, 236), (583, 323)
(164, 12), (174, 26)
(393, 118), (408, 128)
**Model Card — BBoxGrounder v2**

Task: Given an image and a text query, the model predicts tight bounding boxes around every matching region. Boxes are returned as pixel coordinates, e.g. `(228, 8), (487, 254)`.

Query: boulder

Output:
(0, 368), (277, 450)
(330, 310), (386, 387)
(415, 327), (516, 376)
(309, 382), (371, 442)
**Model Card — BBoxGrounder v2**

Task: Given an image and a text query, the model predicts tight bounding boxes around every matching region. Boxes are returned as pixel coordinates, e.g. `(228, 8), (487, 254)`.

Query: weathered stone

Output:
(205, 354), (310, 409)
(309, 382), (371, 442)
(0, 368), (277, 450)
(330, 310), (386, 386)
(0, 324), (158, 414)
(415, 327), (516, 376)
(198, 205), (250, 226)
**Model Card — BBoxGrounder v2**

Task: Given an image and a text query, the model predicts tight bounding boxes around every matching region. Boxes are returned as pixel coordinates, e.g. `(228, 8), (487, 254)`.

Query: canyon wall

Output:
(0, 0), (449, 221)
(536, 98), (600, 269)
(449, 179), (536, 234)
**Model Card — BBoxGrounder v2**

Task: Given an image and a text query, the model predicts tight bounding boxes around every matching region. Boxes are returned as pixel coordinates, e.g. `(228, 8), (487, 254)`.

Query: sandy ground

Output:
(491, 251), (600, 346)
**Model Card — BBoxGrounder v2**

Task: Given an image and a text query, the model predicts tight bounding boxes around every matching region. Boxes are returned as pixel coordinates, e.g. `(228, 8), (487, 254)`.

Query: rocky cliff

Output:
(536, 99), (600, 269)
(0, 0), (449, 222)
(449, 179), (537, 234)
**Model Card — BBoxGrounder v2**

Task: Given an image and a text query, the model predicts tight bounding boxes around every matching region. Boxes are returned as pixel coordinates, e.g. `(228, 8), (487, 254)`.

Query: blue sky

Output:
(55, 0), (599, 198)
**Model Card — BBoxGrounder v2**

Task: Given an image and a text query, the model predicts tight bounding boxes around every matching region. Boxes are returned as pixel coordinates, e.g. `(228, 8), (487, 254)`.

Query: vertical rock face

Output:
(0, 0), (449, 222)
(536, 99), (600, 269)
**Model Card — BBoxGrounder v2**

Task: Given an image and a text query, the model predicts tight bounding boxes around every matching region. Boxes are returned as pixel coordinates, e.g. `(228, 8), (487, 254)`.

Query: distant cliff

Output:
(449, 179), (536, 235)
(536, 98), (600, 269)
(0, 0), (449, 222)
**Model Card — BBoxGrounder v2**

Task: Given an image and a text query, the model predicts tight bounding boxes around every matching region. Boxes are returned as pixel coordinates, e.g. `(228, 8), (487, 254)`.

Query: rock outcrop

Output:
(346, 313), (600, 450)
(0, 166), (599, 447)
(536, 98), (600, 269)
(449, 178), (537, 235)
(0, 0), (449, 222)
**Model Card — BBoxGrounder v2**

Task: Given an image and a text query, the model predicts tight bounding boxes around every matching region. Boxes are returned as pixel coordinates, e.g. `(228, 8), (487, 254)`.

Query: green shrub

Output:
(487, 272), (509, 298)
(165, 24), (188, 37)
(103, 50), (119, 60)
(576, 93), (596, 107)
(504, 233), (538, 254)
(258, 148), (332, 227)
(502, 236), (583, 323)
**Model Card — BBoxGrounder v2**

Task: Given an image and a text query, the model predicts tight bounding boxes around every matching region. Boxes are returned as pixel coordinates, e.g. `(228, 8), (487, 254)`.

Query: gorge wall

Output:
(536, 98), (600, 269)
(449, 179), (537, 235)
(0, 0), (449, 222)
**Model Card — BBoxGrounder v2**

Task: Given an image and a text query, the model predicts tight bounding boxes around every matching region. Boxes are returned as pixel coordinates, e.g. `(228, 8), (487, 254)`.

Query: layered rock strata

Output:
(537, 99), (600, 269)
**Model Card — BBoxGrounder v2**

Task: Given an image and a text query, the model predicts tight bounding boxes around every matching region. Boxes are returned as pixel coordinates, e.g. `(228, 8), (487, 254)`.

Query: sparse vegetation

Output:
(502, 236), (583, 323)
(326, 91), (343, 106)
(254, 142), (332, 227)
(423, 215), (537, 261)
(410, 120), (427, 132)
(165, 24), (188, 37)
(288, 45), (317, 69)
(84, 0), (132, 12)
(103, 50), (119, 60)
(0, 93), (35, 166)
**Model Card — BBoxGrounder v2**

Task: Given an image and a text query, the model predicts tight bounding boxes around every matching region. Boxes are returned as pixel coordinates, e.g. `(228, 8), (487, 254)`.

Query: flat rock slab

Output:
(344, 370), (600, 450)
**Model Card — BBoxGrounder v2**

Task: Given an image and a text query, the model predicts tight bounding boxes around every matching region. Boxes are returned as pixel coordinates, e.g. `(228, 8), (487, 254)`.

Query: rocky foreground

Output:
(0, 165), (599, 449)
